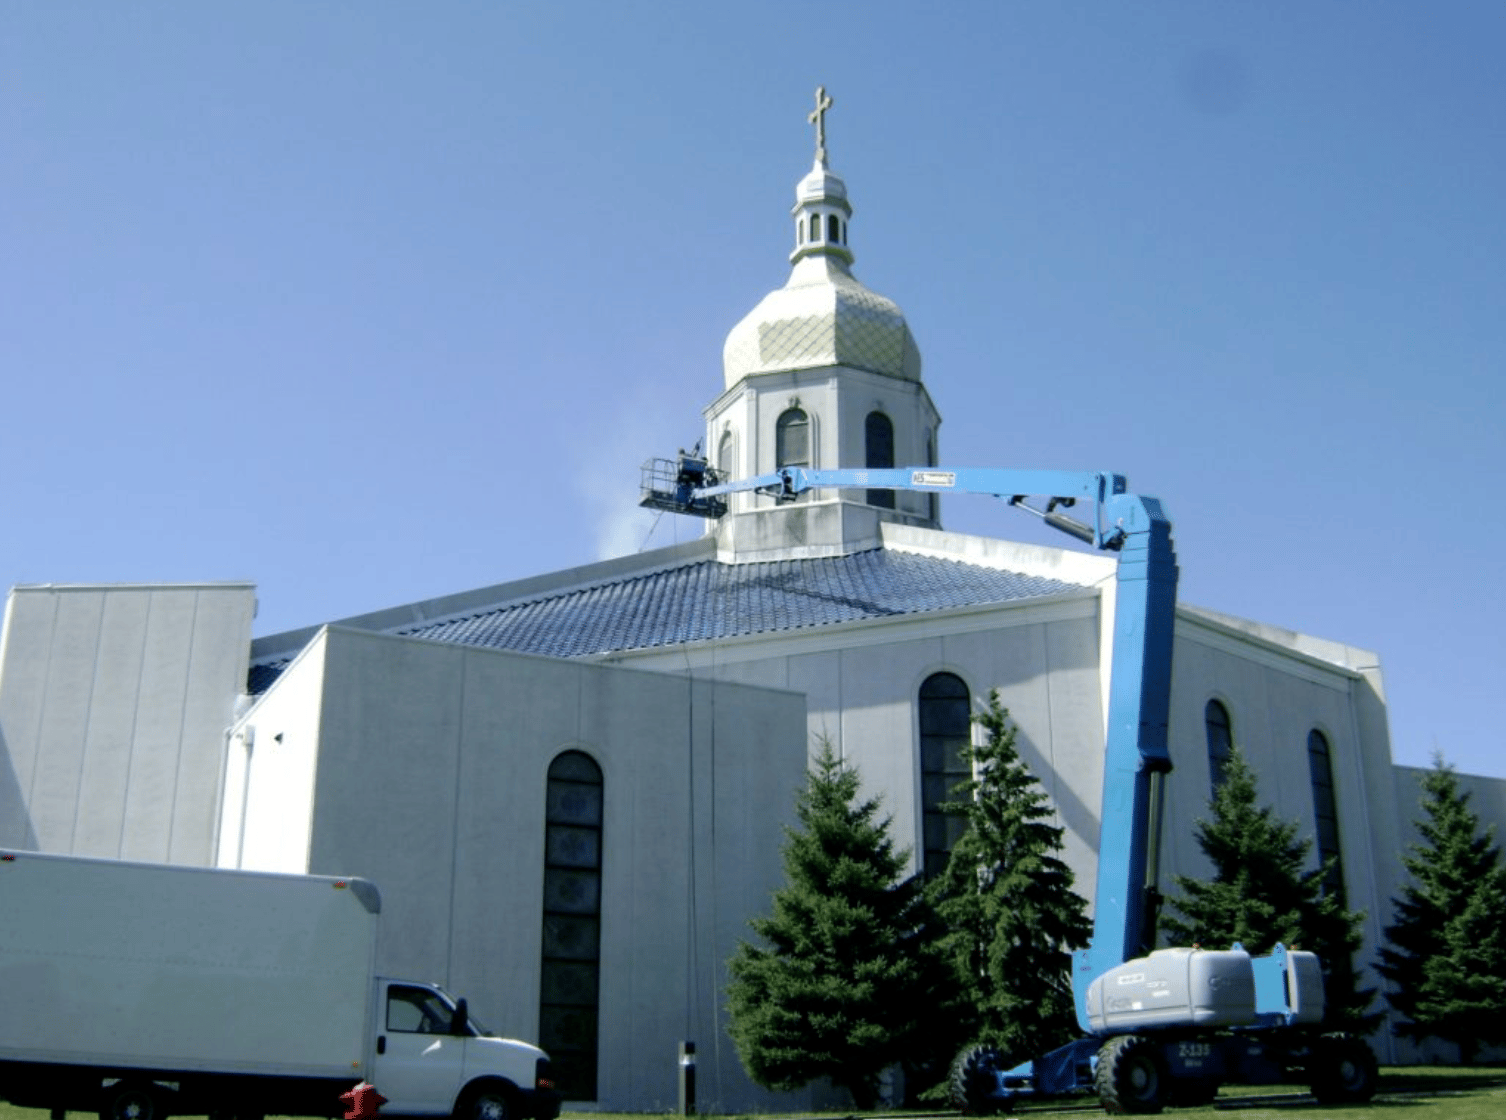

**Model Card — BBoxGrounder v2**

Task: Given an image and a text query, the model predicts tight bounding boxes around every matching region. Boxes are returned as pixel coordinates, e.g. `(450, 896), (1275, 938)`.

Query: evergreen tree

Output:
(927, 693), (1093, 1063)
(1376, 756), (1506, 1063)
(726, 738), (956, 1109)
(1162, 744), (1374, 1028)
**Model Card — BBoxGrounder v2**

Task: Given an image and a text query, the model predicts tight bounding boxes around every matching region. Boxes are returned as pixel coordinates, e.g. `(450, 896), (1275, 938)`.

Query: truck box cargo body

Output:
(0, 850), (560, 1120)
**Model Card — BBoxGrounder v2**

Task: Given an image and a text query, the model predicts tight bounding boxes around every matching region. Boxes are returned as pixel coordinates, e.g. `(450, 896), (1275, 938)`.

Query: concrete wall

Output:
(704, 364), (942, 529)
(226, 627), (810, 1113)
(1167, 608), (1400, 1057)
(0, 583), (254, 864)
(613, 589), (1109, 911)
(216, 633), (326, 871)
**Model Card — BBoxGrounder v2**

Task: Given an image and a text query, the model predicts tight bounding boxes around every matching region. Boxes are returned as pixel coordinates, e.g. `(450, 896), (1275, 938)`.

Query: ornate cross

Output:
(808, 85), (833, 160)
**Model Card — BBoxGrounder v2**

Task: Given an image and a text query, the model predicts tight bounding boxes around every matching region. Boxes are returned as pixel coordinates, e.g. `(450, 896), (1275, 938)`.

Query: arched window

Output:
(1205, 700), (1233, 793)
(865, 411), (895, 508)
(827, 214), (841, 243)
(809, 214), (820, 243)
(776, 408), (810, 469)
(919, 673), (972, 877)
(539, 751), (603, 1100)
(717, 430), (734, 479)
(1307, 730), (1346, 904)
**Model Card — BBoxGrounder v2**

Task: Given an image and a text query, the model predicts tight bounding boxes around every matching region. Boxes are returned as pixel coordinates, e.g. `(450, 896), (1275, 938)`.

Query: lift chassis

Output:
(642, 455), (1378, 1114)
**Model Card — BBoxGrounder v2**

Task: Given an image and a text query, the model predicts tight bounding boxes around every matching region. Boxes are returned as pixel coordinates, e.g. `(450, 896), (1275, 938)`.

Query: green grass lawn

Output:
(3, 1068), (1504, 1120)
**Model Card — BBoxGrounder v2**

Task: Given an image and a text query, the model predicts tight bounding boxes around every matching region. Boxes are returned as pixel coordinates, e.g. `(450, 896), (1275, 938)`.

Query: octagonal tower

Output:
(705, 88), (943, 560)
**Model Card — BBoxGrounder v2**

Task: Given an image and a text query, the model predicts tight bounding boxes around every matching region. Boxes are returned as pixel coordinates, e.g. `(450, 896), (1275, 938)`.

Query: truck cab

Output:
(374, 980), (559, 1120)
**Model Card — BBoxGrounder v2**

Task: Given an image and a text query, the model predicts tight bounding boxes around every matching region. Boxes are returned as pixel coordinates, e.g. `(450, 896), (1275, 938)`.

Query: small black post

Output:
(678, 1039), (697, 1115)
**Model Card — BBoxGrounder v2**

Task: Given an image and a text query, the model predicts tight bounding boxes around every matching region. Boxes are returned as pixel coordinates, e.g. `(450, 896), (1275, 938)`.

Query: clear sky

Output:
(4, 4), (1502, 779)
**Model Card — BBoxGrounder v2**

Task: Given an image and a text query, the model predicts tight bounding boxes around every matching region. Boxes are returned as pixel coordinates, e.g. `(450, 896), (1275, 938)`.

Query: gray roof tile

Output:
(399, 548), (1076, 656)
(247, 548), (1080, 693)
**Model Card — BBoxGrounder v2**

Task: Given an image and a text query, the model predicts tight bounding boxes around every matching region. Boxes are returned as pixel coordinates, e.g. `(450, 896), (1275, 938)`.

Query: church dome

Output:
(722, 87), (922, 388)
(721, 257), (923, 386)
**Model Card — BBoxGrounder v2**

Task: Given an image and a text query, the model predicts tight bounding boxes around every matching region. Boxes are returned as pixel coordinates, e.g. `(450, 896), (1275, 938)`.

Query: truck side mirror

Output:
(450, 998), (469, 1036)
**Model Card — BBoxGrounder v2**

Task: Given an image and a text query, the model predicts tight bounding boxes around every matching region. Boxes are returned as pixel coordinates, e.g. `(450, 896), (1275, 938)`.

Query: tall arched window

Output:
(865, 411), (895, 508)
(540, 751), (603, 1100)
(717, 430), (734, 479)
(1307, 729), (1346, 904)
(919, 673), (972, 877)
(776, 408), (810, 469)
(1205, 700), (1233, 793)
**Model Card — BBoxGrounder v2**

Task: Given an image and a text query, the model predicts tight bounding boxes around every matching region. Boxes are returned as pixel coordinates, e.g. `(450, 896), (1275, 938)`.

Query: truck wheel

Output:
(948, 1044), (1005, 1114)
(455, 1083), (513, 1120)
(1309, 1033), (1378, 1104)
(1096, 1036), (1168, 1115)
(101, 1083), (166, 1120)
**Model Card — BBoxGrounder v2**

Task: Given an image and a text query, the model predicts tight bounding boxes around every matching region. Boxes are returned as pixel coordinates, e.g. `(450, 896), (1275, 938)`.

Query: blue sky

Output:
(4, 4), (1503, 781)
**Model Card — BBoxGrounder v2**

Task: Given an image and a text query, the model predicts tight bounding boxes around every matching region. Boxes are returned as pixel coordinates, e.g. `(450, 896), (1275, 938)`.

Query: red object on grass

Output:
(340, 1082), (387, 1119)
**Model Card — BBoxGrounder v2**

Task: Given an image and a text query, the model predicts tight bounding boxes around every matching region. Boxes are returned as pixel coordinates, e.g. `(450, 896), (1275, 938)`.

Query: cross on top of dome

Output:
(809, 85), (833, 164)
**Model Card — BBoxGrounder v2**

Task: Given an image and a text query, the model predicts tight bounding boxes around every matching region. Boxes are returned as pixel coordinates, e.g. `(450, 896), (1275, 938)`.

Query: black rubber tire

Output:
(948, 1044), (1005, 1114)
(454, 1082), (514, 1120)
(1308, 1033), (1378, 1104)
(1096, 1035), (1168, 1115)
(100, 1083), (166, 1120)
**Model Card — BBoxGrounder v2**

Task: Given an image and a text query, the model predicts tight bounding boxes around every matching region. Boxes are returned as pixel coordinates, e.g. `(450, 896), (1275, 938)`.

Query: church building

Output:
(4, 93), (1503, 1111)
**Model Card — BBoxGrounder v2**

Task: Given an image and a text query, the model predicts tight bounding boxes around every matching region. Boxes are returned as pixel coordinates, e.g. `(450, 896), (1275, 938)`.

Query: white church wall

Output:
(609, 594), (1108, 896)
(1348, 664), (1409, 1023)
(217, 631), (327, 873)
(0, 582), (254, 864)
(829, 368), (940, 470)
(1165, 611), (1398, 1052)
(252, 627), (808, 1112)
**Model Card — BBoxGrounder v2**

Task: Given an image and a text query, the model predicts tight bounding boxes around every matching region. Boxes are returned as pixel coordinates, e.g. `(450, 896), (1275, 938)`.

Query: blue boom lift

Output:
(641, 453), (1378, 1114)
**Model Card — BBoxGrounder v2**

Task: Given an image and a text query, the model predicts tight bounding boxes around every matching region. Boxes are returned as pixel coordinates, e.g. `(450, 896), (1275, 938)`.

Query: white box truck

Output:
(0, 850), (560, 1120)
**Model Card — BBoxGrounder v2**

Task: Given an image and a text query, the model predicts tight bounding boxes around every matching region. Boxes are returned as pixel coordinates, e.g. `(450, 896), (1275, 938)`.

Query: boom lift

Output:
(641, 453), (1378, 1114)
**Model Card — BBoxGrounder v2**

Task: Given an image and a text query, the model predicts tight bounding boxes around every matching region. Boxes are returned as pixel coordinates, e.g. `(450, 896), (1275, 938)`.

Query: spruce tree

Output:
(927, 693), (1092, 1063)
(1376, 756), (1506, 1063)
(1162, 744), (1373, 1028)
(726, 738), (955, 1109)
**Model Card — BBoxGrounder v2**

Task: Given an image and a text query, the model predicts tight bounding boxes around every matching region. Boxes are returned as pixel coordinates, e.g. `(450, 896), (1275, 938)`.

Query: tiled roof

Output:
(247, 548), (1081, 693)
(398, 548), (1078, 653)
(247, 659), (291, 695)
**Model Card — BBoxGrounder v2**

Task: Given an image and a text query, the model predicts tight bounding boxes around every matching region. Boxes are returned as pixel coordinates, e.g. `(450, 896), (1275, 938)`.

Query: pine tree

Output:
(927, 693), (1093, 1063)
(726, 738), (956, 1109)
(1376, 756), (1506, 1063)
(1162, 744), (1373, 1028)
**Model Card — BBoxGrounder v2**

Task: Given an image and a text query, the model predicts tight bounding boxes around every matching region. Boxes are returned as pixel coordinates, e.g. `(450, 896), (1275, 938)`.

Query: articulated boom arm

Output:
(698, 465), (1137, 550)
(641, 456), (1180, 1025)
